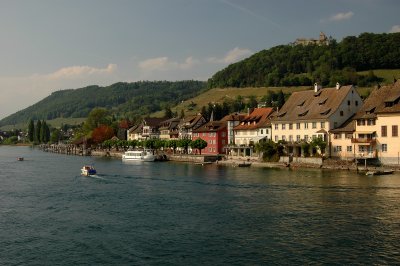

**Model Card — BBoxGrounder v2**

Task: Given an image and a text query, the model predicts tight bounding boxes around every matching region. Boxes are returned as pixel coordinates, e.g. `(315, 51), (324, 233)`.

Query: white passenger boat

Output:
(81, 165), (97, 176)
(122, 149), (155, 162)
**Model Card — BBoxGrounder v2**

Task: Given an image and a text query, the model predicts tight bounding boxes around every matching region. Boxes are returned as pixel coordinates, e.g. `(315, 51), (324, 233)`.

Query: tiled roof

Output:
(193, 121), (226, 133)
(330, 115), (356, 133)
(233, 108), (274, 130)
(143, 117), (166, 127)
(354, 80), (400, 119)
(179, 114), (205, 129)
(220, 113), (247, 122)
(273, 85), (354, 122)
(158, 117), (180, 130)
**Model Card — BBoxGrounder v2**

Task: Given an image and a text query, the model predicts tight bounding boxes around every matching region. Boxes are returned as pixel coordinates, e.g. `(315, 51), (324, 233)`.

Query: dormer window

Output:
(318, 98), (327, 105)
(297, 100), (305, 107)
(298, 110), (309, 117)
(319, 108), (331, 115)
(314, 91), (321, 97)
(365, 107), (376, 114)
(277, 111), (287, 117)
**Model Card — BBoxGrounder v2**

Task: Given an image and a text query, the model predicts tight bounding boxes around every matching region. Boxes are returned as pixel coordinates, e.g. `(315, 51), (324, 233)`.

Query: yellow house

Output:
(352, 80), (400, 165)
(272, 83), (362, 156)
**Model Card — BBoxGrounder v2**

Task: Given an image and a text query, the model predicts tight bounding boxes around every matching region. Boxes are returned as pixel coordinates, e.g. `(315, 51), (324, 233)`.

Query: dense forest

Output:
(208, 32), (400, 88)
(0, 81), (206, 126)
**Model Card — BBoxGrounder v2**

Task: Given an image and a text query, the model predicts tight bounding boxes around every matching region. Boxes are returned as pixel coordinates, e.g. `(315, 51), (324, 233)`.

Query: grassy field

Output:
(358, 69), (400, 84)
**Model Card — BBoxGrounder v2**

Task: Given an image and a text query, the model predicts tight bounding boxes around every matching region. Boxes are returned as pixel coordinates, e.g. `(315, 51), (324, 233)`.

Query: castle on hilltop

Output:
(294, 32), (330, 46)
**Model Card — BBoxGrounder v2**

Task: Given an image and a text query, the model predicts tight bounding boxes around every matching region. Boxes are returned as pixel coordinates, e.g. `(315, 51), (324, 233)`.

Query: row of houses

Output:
(127, 80), (400, 165)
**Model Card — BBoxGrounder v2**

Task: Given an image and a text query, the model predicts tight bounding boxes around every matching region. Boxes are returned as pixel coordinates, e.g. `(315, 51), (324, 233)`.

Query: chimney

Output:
(336, 82), (340, 90)
(314, 83), (321, 92)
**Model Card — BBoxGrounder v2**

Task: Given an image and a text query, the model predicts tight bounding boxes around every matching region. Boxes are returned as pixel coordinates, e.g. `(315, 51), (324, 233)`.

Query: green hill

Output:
(0, 81), (206, 127)
(208, 32), (400, 88)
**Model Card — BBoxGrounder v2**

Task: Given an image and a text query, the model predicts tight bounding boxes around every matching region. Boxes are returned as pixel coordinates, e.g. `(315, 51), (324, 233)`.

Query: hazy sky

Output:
(0, 0), (399, 119)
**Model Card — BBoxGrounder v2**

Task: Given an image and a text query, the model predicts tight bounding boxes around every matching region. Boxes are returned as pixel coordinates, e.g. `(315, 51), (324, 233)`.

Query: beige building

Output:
(272, 83), (362, 156)
(351, 80), (400, 165)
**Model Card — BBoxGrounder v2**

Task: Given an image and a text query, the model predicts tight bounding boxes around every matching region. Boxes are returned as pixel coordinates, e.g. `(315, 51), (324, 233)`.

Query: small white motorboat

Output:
(81, 165), (97, 176)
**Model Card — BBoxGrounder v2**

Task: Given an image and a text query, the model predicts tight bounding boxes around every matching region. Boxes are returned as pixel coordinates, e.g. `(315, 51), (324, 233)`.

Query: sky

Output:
(0, 0), (399, 119)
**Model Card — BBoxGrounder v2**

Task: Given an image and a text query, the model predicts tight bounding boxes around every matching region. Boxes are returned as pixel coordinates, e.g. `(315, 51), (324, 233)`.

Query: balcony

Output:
(351, 138), (376, 144)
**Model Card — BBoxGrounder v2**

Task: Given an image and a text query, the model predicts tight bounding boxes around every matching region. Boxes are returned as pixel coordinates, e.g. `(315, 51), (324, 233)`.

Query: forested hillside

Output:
(0, 81), (206, 126)
(208, 32), (400, 88)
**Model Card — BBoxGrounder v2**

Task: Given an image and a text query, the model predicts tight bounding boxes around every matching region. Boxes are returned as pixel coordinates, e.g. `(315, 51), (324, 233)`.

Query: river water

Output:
(1, 146), (400, 265)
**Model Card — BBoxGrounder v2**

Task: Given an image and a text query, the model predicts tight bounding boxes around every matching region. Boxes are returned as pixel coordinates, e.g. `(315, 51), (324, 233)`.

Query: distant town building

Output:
(294, 32), (330, 46)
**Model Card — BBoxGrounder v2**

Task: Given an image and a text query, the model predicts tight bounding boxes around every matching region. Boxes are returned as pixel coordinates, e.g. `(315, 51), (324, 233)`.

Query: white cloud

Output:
(329, 11), (354, 22)
(389, 25), (400, 33)
(207, 47), (253, 64)
(0, 64), (119, 119)
(138, 56), (199, 72)
(42, 64), (117, 80)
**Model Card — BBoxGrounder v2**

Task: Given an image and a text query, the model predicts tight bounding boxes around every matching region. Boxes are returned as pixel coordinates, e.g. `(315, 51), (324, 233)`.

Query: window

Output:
(289, 135), (293, 141)
(321, 122), (325, 129)
(282, 135), (286, 141)
(355, 100), (359, 106)
(347, 100), (351, 106)
(382, 144), (387, 152)
(312, 135), (317, 140)
(335, 146), (342, 152)
(222, 132), (226, 137)
(304, 123), (308, 129)
(296, 135), (301, 141)
(392, 125), (398, 137)
(347, 146), (352, 152)
(334, 133), (342, 139)
(381, 126), (387, 137)
(296, 123), (300, 129)
(260, 129), (263, 134)
(345, 133), (353, 139)
(289, 123), (293, 130)
(304, 135), (308, 141)
(275, 124), (279, 130)
(282, 124), (286, 130)
(274, 136), (278, 142)
(340, 111), (344, 116)
(312, 122), (317, 129)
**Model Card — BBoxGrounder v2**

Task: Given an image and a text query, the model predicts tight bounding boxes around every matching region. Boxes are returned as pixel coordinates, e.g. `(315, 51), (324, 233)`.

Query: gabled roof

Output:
(143, 117), (166, 127)
(234, 107), (275, 130)
(158, 117), (180, 130)
(128, 124), (143, 134)
(179, 114), (206, 129)
(354, 80), (400, 119)
(330, 115), (356, 133)
(273, 85), (355, 122)
(220, 112), (247, 122)
(193, 121), (227, 133)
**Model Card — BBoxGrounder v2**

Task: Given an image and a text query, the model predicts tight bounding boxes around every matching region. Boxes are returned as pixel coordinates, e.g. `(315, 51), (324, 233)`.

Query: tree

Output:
(35, 120), (42, 143)
(28, 119), (35, 142)
(277, 90), (285, 108)
(84, 108), (110, 133)
(180, 109), (185, 119)
(50, 129), (61, 143)
(164, 106), (173, 119)
(177, 138), (192, 154)
(190, 138), (208, 155)
(91, 125), (115, 144)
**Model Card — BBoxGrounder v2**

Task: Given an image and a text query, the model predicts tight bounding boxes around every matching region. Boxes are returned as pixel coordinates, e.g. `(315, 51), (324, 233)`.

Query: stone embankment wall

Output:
(280, 156), (323, 165)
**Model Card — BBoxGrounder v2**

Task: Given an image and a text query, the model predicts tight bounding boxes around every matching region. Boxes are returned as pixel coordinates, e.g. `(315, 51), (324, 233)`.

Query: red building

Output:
(192, 121), (227, 155)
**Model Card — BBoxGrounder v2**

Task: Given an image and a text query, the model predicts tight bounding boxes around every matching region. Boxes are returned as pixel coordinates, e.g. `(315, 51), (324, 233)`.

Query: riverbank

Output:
(36, 144), (400, 173)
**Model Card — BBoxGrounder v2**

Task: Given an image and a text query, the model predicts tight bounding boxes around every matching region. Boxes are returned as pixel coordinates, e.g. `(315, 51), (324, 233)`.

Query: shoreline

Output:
(33, 145), (400, 173)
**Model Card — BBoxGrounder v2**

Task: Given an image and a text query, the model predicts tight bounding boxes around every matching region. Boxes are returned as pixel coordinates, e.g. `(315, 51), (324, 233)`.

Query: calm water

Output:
(1, 146), (400, 265)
